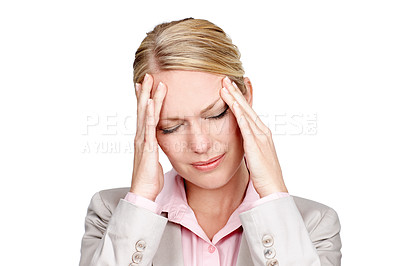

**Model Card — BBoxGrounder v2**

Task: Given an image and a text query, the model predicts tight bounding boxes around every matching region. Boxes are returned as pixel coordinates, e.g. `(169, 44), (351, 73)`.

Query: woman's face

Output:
(151, 70), (252, 190)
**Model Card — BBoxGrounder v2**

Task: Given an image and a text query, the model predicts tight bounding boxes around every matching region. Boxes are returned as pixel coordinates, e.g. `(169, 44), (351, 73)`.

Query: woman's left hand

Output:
(220, 76), (288, 197)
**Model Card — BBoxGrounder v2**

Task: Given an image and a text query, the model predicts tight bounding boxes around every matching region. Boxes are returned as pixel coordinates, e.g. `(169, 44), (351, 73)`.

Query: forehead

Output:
(151, 70), (224, 117)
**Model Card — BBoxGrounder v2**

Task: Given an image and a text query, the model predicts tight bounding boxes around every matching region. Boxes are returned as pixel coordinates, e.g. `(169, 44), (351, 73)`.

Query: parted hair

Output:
(133, 17), (247, 95)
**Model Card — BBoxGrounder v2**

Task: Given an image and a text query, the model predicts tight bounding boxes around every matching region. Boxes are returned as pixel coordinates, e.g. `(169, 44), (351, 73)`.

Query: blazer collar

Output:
(153, 217), (252, 266)
(155, 168), (260, 221)
(152, 168), (256, 266)
(152, 216), (185, 266)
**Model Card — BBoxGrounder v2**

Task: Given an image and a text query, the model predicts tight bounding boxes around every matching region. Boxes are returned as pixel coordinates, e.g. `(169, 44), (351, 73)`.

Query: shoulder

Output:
(292, 196), (341, 240)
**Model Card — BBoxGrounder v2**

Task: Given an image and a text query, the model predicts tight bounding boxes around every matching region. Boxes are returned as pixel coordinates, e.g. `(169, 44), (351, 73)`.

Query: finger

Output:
(220, 85), (265, 137)
(220, 87), (256, 138)
(152, 82), (167, 125)
(221, 87), (253, 131)
(135, 83), (142, 99)
(231, 100), (280, 165)
(223, 76), (258, 121)
(136, 74), (153, 141)
(231, 100), (264, 138)
(219, 86), (236, 110)
(144, 98), (157, 152)
(222, 77), (271, 136)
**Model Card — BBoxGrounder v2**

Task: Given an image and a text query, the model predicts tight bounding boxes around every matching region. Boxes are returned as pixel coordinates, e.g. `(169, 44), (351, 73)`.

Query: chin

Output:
(184, 172), (232, 190)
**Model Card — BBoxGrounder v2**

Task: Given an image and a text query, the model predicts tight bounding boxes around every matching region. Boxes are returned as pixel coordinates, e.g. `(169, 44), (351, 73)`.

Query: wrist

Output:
(130, 187), (157, 202)
(255, 183), (288, 198)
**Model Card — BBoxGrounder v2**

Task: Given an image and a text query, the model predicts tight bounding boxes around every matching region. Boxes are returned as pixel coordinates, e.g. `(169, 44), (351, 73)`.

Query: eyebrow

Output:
(162, 98), (221, 121)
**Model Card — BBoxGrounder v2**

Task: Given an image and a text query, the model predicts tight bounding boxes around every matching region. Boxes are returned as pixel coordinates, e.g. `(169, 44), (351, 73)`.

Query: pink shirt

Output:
(124, 168), (289, 266)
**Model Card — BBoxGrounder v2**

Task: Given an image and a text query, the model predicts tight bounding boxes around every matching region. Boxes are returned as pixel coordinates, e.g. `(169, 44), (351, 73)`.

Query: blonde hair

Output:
(133, 18), (247, 94)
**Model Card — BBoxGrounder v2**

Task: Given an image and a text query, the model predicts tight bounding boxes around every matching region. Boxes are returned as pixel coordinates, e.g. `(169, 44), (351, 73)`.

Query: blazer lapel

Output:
(236, 230), (253, 266)
(153, 214), (184, 266)
(153, 213), (252, 266)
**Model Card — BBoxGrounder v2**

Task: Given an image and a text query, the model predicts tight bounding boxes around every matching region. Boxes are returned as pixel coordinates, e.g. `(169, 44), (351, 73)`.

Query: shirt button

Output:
(208, 245), (216, 253)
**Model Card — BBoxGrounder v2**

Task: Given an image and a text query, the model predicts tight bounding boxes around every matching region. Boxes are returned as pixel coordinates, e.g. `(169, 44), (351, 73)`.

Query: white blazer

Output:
(79, 173), (341, 265)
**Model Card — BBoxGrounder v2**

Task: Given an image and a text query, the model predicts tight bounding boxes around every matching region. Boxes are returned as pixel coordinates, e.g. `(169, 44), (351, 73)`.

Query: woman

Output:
(79, 18), (341, 266)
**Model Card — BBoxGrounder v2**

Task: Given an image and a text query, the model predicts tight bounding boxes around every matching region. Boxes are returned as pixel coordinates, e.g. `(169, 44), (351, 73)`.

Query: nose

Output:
(188, 119), (212, 154)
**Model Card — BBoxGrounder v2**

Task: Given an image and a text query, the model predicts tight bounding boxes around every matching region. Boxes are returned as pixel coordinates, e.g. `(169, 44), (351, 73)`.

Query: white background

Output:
(1, 0), (399, 265)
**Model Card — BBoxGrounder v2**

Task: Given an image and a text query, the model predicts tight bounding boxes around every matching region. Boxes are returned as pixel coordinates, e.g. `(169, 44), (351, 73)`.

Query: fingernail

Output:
(144, 73), (149, 82)
(157, 81), (164, 89)
(232, 81), (239, 89)
(135, 83), (140, 91)
(222, 87), (229, 94)
(224, 76), (231, 83)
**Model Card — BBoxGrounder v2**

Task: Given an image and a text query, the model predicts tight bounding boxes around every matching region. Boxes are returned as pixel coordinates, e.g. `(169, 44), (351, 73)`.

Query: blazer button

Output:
(132, 252), (143, 264)
(135, 240), (147, 252)
(264, 247), (276, 259)
(267, 259), (279, 266)
(262, 234), (274, 247)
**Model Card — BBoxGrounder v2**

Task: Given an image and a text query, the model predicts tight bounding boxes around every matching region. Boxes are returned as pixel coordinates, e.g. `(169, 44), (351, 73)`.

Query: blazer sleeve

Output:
(79, 191), (168, 266)
(239, 196), (341, 266)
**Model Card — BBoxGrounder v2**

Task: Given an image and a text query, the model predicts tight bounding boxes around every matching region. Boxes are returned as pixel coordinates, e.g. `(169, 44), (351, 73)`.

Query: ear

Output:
(243, 77), (253, 107)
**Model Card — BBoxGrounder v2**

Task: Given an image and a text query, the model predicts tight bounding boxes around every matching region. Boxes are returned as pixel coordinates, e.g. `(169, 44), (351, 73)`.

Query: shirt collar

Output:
(155, 168), (261, 244)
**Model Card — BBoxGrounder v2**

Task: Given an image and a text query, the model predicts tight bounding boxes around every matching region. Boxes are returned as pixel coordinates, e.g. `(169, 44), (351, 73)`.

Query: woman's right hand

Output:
(130, 73), (167, 201)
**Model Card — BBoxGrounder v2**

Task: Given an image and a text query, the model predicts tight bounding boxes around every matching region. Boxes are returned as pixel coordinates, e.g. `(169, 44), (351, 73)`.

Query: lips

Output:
(192, 154), (225, 166)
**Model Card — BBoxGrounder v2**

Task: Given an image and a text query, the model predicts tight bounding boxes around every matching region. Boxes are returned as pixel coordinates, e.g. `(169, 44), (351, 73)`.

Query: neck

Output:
(184, 159), (250, 217)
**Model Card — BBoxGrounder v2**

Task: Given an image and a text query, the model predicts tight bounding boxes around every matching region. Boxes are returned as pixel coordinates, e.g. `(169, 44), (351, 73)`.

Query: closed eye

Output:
(160, 125), (181, 134)
(208, 104), (229, 120)
(160, 105), (229, 134)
